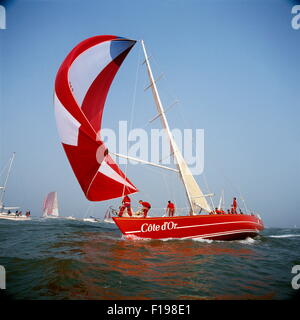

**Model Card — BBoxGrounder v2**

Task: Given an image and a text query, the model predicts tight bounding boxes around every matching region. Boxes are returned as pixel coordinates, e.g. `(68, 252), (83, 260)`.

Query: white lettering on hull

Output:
(141, 221), (178, 233)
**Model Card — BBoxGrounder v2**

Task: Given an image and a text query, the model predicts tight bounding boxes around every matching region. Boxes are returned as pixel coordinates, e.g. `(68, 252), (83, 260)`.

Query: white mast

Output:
(0, 152), (16, 210)
(141, 41), (211, 214)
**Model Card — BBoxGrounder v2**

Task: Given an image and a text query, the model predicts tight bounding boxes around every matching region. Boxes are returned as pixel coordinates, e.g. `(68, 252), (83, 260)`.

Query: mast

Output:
(0, 152), (16, 209)
(141, 41), (211, 214)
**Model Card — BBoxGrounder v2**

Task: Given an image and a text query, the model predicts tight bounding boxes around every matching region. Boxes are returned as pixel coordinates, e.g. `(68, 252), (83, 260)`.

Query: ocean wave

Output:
(191, 237), (213, 243)
(122, 234), (152, 241)
(268, 234), (300, 238)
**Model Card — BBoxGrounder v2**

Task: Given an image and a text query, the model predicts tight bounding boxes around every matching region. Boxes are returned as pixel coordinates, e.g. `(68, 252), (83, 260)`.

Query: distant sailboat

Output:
(0, 153), (30, 221)
(43, 192), (59, 218)
(83, 217), (100, 223)
(54, 35), (264, 240)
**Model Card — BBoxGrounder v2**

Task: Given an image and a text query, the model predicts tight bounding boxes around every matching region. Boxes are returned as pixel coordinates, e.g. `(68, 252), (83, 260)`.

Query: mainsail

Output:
(43, 192), (59, 217)
(54, 36), (138, 201)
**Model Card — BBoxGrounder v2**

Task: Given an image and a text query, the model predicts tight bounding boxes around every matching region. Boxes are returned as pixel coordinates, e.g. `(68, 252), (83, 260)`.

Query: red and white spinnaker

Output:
(54, 36), (137, 201)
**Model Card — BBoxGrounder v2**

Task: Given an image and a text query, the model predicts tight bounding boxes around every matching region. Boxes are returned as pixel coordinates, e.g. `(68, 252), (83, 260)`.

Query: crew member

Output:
(232, 197), (237, 214)
(166, 201), (175, 217)
(139, 200), (151, 218)
(118, 195), (133, 217)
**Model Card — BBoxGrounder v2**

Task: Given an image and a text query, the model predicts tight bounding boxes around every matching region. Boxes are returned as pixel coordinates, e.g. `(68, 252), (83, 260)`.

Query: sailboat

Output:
(42, 191), (59, 218)
(54, 35), (264, 240)
(0, 153), (30, 221)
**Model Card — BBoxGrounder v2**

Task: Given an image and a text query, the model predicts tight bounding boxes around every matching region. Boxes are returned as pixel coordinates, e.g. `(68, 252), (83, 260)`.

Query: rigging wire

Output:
(121, 41), (142, 198)
(0, 162), (10, 180)
(220, 172), (250, 214)
(203, 172), (215, 211)
(145, 47), (208, 191)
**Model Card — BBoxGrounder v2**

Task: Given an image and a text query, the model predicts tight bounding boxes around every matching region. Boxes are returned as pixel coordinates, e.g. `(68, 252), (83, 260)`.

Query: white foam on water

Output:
(237, 237), (257, 244)
(123, 234), (152, 241)
(161, 237), (176, 242)
(191, 237), (213, 244)
(269, 234), (300, 238)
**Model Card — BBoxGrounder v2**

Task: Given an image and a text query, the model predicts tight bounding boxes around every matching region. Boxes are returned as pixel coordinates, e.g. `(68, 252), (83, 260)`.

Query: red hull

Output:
(113, 214), (264, 240)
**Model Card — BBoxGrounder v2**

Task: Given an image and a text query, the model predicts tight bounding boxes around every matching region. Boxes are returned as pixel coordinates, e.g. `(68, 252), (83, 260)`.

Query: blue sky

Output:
(0, 0), (299, 227)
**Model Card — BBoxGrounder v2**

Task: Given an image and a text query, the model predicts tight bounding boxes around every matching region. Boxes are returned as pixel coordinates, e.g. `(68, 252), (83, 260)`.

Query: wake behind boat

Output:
(54, 35), (264, 240)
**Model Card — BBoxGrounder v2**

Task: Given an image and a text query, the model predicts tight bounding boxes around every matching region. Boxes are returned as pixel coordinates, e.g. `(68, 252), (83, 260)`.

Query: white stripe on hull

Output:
(181, 228), (259, 240)
(124, 220), (261, 235)
(125, 228), (259, 240)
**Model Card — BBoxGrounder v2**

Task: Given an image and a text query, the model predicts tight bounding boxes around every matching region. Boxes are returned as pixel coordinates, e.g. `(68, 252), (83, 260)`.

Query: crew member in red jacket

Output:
(118, 195), (133, 217)
(139, 200), (151, 218)
(232, 197), (237, 214)
(166, 201), (175, 217)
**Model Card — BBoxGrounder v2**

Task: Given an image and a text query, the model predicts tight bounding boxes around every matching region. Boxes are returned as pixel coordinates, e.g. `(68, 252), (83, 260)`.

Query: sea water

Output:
(0, 218), (299, 300)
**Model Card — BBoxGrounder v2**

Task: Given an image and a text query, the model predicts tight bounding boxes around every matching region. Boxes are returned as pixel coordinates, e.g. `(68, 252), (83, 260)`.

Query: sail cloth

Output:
(54, 35), (138, 201)
(43, 192), (59, 217)
(172, 143), (212, 213)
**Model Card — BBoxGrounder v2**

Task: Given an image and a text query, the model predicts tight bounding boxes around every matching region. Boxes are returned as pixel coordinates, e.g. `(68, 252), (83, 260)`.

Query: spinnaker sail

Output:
(54, 36), (138, 201)
(43, 192), (59, 217)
